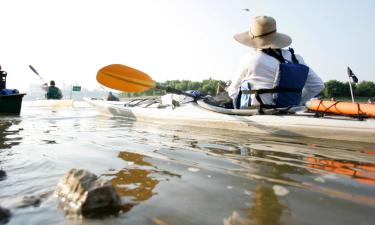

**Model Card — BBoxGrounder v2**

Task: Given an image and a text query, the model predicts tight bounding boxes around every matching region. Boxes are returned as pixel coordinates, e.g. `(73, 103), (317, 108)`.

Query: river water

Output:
(0, 101), (374, 225)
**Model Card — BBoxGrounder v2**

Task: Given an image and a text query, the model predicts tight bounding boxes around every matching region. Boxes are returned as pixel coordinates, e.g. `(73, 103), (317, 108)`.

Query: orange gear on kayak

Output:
(306, 100), (375, 117)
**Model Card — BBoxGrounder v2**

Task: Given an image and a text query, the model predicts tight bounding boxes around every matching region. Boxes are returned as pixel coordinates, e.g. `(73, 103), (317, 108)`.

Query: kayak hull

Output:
(0, 93), (26, 115)
(85, 98), (375, 143)
(31, 99), (74, 108)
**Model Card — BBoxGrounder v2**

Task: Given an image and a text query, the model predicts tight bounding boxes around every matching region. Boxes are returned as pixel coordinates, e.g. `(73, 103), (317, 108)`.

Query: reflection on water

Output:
(0, 102), (374, 225)
(224, 185), (286, 225)
(249, 185), (284, 225)
(103, 151), (179, 214)
(0, 119), (23, 149)
(0, 118), (23, 183)
(306, 156), (375, 185)
(106, 151), (158, 213)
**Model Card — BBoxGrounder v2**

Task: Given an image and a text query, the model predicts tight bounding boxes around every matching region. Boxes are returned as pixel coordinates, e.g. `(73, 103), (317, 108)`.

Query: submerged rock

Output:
(55, 169), (121, 218)
(0, 170), (6, 181)
(17, 196), (41, 208)
(0, 206), (11, 224)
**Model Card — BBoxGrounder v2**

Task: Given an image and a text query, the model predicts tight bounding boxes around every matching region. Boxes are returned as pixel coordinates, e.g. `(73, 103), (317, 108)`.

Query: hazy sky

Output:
(1, 0), (374, 92)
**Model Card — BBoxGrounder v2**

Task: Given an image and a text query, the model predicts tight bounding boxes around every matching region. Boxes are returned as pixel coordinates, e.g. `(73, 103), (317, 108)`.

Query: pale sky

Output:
(1, 0), (374, 92)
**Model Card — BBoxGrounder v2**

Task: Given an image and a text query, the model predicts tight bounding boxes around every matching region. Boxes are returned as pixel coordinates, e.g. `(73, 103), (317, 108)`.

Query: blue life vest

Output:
(238, 48), (309, 109)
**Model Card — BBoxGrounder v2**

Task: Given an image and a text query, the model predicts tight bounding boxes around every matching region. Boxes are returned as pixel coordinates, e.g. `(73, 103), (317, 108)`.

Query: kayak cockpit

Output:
(196, 98), (306, 116)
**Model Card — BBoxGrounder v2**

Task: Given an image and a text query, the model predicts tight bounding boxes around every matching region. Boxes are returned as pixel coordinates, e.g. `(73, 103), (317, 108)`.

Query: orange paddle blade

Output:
(97, 64), (156, 92)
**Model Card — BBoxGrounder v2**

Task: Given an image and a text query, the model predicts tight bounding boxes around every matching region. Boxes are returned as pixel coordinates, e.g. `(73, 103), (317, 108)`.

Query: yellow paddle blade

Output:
(97, 64), (156, 92)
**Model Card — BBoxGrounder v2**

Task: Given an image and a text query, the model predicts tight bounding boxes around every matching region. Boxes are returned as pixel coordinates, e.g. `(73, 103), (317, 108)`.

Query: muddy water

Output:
(0, 101), (374, 225)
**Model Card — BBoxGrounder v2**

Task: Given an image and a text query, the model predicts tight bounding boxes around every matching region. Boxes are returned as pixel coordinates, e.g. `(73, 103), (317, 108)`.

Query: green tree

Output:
(343, 81), (356, 97)
(119, 79), (226, 97)
(323, 80), (347, 98)
(323, 80), (355, 98)
(356, 81), (375, 97)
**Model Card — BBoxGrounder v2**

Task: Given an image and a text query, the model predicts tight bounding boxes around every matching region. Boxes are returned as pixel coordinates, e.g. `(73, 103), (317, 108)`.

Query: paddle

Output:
(96, 64), (196, 98)
(29, 65), (46, 84)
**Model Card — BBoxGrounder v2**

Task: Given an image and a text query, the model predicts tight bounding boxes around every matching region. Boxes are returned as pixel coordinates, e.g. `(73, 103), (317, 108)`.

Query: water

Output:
(0, 101), (374, 225)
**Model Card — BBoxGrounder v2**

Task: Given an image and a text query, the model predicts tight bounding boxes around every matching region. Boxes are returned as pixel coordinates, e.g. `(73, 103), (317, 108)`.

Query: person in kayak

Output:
(45, 80), (63, 100)
(227, 15), (324, 110)
(0, 65), (7, 89)
(107, 92), (119, 101)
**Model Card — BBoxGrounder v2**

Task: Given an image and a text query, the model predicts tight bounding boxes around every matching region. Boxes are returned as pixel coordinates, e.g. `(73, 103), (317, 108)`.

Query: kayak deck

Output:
(85, 97), (375, 143)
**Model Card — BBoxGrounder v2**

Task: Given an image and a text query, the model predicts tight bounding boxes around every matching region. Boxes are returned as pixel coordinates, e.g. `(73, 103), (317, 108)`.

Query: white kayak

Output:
(84, 97), (375, 143)
(29, 99), (74, 108)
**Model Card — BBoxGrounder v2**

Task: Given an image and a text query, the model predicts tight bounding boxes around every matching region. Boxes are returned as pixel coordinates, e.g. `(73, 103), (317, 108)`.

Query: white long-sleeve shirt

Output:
(227, 49), (324, 106)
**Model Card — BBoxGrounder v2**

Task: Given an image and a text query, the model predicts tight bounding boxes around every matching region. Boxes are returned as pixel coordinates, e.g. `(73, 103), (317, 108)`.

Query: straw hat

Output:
(234, 16), (292, 49)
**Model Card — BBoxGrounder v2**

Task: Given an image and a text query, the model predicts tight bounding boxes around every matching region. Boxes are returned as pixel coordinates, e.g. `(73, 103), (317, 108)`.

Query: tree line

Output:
(119, 79), (226, 98)
(119, 79), (375, 99)
(322, 80), (375, 98)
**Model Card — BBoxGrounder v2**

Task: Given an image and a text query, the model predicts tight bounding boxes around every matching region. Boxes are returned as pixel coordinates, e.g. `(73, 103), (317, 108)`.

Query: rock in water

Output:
(55, 169), (121, 218)
(0, 170), (6, 181)
(0, 206), (11, 224)
(17, 196), (41, 208)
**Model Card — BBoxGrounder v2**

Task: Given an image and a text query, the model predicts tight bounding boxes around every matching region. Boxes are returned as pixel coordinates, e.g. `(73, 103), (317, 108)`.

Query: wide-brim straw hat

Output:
(234, 16), (292, 49)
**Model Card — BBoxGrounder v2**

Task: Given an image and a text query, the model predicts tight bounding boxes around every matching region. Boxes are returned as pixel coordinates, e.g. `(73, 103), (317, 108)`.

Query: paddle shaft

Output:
(155, 85), (196, 98)
(36, 74), (46, 84)
(29, 65), (46, 84)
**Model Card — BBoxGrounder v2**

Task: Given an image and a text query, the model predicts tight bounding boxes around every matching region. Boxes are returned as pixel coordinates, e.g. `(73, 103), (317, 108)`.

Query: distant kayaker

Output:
(45, 80), (63, 100)
(107, 92), (119, 101)
(0, 65), (7, 89)
(227, 15), (324, 109)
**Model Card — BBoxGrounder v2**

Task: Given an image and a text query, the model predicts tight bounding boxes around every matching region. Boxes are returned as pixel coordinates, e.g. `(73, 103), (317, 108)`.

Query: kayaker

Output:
(107, 92), (119, 101)
(0, 65), (7, 89)
(227, 15), (324, 109)
(45, 80), (63, 100)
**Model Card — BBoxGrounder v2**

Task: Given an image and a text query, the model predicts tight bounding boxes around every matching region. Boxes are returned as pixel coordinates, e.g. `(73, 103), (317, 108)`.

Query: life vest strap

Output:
(241, 87), (302, 95)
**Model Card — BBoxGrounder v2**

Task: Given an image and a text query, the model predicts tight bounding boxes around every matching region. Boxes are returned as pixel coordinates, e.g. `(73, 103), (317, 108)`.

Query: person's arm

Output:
(227, 53), (253, 99)
(41, 83), (49, 91)
(301, 69), (324, 104)
(297, 55), (325, 104)
(58, 89), (63, 99)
